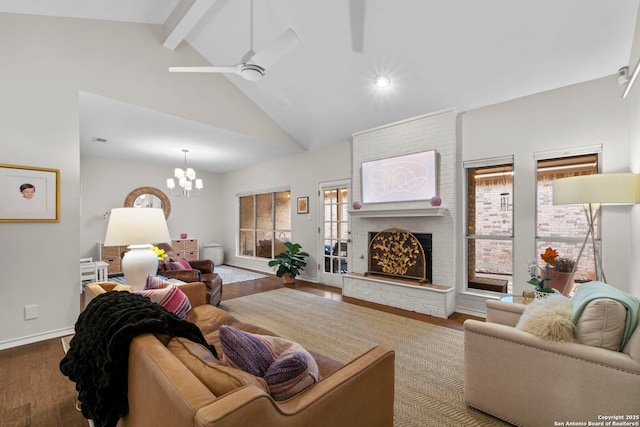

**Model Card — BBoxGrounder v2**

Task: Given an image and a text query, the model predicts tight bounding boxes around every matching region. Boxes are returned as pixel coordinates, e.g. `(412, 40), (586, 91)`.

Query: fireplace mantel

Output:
(348, 207), (446, 218)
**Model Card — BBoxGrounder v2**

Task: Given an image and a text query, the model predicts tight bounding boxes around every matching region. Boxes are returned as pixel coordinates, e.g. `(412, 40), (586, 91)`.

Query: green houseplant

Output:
(268, 242), (309, 283)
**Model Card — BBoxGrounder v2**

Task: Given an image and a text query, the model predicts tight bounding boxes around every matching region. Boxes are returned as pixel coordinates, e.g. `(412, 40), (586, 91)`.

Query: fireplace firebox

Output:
(367, 229), (432, 283)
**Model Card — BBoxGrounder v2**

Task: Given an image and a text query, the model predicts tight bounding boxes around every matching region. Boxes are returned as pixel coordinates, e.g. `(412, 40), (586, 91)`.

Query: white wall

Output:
(220, 141), (352, 281)
(80, 156), (223, 259)
(459, 75), (634, 314)
(0, 13), (293, 349)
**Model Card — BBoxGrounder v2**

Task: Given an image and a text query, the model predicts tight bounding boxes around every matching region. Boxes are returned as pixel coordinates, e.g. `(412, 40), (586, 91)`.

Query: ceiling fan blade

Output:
(248, 28), (299, 70)
(257, 77), (292, 107)
(349, 0), (366, 52)
(169, 66), (239, 73)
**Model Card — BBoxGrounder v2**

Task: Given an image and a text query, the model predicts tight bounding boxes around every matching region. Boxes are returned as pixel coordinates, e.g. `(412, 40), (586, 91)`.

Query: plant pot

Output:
(547, 271), (575, 295)
(282, 274), (295, 284)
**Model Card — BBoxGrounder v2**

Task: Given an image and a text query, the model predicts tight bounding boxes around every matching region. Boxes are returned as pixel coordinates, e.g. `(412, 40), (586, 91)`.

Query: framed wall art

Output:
(297, 196), (309, 214)
(0, 164), (60, 222)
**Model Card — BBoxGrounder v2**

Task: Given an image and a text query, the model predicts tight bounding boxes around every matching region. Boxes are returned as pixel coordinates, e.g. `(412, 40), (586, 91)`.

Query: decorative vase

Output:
(352, 201), (362, 210)
(534, 289), (555, 299)
(430, 196), (442, 206)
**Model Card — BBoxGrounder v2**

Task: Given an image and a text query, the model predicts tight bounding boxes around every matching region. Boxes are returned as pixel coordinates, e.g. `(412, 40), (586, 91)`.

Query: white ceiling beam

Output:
(163, 0), (218, 51)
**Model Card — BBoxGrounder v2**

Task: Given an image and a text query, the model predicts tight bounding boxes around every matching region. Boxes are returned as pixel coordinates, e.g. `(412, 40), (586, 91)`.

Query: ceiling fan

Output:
(169, 0), (299, 83)
(349, 0), (366, 53)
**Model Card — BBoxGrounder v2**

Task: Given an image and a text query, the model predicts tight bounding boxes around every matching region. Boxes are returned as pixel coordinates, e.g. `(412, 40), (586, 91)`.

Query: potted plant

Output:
(548, 256), (577, 295)
(268, 242), (309, 284)
(527, 247), (561, 298)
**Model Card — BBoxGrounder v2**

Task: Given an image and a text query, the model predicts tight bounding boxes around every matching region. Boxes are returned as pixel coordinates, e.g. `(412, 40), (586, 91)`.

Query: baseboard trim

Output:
(0, 326), (75, 351)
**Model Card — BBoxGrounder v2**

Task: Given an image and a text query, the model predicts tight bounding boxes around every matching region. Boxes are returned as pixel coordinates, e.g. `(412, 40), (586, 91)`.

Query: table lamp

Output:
(553, 173), (639, 292)
(104, 208), (171, 291)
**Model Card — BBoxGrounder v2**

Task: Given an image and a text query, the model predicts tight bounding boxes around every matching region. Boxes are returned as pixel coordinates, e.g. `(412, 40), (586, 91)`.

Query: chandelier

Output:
(167, 149), (203, 197)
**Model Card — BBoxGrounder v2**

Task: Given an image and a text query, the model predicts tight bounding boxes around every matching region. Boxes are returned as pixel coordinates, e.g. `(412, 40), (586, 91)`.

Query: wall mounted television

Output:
(361, 150), (437, 204)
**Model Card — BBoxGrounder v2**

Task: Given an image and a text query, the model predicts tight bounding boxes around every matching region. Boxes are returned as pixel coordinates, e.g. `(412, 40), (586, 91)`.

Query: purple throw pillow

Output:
(218, 325), (319, 400)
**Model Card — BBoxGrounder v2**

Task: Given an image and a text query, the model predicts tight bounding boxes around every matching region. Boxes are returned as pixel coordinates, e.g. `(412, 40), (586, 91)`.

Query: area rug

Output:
(220, 288), (509, 427)
(215, 265), (267, 285)
(61, 335), (72, 354)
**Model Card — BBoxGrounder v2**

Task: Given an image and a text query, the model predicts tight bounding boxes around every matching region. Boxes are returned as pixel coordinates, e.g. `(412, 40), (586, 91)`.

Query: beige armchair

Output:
(464, 299), (640, 427)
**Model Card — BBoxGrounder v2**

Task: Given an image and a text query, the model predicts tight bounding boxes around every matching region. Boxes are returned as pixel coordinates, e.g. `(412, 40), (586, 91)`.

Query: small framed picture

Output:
(297, 196), (309, 214)
(0, 164), (60, 222)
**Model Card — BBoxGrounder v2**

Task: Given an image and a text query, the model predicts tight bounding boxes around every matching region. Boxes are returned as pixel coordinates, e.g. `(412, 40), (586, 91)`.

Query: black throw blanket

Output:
(60, 291), (217, 427)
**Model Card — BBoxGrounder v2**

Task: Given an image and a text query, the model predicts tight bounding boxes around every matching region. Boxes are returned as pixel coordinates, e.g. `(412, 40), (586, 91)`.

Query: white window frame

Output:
(237, 187), (291, 259)
(463, 155), (515, 294)
(533, 145), (602, 283)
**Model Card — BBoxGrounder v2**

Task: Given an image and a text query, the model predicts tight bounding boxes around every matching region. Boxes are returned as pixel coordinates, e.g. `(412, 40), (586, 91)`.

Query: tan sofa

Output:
(464, 299), (640, 427)
(86, 282), (395, 427)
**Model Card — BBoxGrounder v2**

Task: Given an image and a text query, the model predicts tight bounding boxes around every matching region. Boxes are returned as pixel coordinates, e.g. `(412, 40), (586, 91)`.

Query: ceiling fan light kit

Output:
(240, 64), (266, 81)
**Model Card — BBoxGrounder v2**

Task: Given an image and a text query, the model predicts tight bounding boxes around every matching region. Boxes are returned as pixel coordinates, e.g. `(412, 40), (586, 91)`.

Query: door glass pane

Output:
(339, 221), (349, 239)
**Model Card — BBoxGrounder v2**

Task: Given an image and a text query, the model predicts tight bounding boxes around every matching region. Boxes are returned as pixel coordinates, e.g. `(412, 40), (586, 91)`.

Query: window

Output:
(238, 190), (291, 258)
(465, 159), (514, 294)
(535, 153), (599, 284)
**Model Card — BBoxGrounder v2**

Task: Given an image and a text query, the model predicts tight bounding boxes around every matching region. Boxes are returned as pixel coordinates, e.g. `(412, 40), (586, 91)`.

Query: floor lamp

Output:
(553, 173), (639, 293)
(104, 208), (171, 291)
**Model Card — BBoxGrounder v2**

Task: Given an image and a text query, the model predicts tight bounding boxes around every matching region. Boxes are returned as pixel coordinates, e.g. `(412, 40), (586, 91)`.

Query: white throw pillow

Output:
(516, 295), (575, 342)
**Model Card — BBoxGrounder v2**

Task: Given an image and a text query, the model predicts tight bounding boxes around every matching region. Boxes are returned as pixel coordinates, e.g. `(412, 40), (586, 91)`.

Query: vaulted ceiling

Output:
(1, 0), (638, 172)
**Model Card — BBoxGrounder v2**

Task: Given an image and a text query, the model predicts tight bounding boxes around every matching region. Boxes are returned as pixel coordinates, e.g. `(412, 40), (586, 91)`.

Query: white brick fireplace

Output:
(343, 109), (458, 318)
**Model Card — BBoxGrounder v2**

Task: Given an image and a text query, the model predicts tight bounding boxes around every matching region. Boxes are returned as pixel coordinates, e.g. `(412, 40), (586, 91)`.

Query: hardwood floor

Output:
(0, 270), (482, 426)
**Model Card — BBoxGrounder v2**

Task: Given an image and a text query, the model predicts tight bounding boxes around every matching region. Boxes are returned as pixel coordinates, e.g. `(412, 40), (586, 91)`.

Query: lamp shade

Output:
(104, 208), (171, 246)
(553, 173), (640, 206)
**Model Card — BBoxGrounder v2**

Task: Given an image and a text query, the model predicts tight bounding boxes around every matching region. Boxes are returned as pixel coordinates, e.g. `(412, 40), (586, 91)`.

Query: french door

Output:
(318, 180), (350, 288)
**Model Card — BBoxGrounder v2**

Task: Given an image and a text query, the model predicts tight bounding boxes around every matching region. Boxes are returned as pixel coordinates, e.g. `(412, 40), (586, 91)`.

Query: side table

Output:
(499, 295), (526, 304)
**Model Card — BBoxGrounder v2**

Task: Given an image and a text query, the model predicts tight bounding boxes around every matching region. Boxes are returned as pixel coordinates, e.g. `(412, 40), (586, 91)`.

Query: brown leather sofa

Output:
(156, 242), (222, 306)
(86, 282), (396, 427)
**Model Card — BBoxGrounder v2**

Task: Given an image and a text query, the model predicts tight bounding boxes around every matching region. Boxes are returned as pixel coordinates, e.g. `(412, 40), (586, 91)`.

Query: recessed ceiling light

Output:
(373, 75), (391, 88)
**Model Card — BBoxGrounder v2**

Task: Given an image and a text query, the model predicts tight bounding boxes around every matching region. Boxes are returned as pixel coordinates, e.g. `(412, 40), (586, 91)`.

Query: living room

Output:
(1, 3), (640, 424)
(2, 0), (640, 348)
